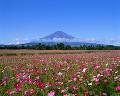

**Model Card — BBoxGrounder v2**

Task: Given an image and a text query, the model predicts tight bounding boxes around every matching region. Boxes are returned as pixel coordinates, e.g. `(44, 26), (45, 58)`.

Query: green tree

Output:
(57, 43), (65, 50)
(65, 45), (72, 50)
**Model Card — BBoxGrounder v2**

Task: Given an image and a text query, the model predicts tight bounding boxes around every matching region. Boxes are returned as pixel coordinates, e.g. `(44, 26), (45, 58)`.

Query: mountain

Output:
(41, 31), (74, 40)
(0, 31), (105, 47)
(25, 31), (104, 46)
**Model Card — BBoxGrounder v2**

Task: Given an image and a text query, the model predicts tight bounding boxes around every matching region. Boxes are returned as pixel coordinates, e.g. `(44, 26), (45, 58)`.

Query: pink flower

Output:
(103, 79), (108, 82)
(5, 90), (11, 94)
(57, 87), (60, 90)
(83, 90), (88, 95)
(78, 82), (82, 84)
(72, 85), (77, 90)
(17, 88), (23, 92)
(47, 91), (55, 96)
(114, 86), (120, 91)
(63, 94), (70, 96)
(12, 68), (17, 71)
(61, 89), (65, 93)
(57, 72), (62, 76)
(9, 91), (15, 95)
(74, 93), (78, 95)
(102, 93), (107, 96)
(73, 78), (77, 81)
(48, 84), (51, 87)
(15, 73), (20, 78)
(35, 76), (39, 79)
(97, 74), (100, 78)
(28, 89), (35, 95)
(35, 69), (39, 74)
(37, 82), (45, 89)
(106, 74), (111, 76)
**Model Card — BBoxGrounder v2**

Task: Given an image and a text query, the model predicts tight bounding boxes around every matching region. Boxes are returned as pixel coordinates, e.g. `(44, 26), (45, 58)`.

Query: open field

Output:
(0, 50), (120, 96)
(0, 50), (111, 53)
(0, 50), (113, 56)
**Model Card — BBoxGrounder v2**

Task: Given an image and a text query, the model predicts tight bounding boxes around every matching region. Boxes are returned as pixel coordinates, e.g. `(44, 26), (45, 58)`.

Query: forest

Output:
(0, 43), (120, 50)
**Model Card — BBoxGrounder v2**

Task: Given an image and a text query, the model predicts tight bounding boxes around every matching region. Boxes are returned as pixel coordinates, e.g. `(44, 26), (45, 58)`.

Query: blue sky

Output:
(0, 0), (120, 45)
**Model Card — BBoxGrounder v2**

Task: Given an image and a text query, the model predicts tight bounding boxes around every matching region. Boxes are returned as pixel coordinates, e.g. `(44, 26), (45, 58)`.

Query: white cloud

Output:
(15, 38), (20, 41)
(109, 38), (117, 42)
(38, 37), (104, 44)
(16, 42), (20, 44)
(23, 38), (29, 41)
(118, 37), (120, 41)
(14, 38), (30, 44)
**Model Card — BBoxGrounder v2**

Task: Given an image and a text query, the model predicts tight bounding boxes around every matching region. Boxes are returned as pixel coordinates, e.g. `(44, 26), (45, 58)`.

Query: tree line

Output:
(0, 43), (120, 50)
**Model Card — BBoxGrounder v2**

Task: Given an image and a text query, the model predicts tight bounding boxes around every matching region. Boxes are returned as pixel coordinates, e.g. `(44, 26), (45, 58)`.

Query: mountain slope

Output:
(41, 31), (74, 39)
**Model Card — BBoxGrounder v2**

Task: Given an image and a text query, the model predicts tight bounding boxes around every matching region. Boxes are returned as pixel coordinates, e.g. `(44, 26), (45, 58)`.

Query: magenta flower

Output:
(83, 90), (88, 95)
(72, 85), (77, 90)
(114, 86), (120, 91)
(35, 69), (39, 74)
(15, 73), (20, 78)
(5, 90), (11, 94)
(103, 79), (108, 82)
(14, 82), (22, 89)
(106, 74), (111, 76)
(12, 68), (17, 71)
(47, 91), (55, 96)
(37, 82), (45, 89)
(28, 89), (35, 95)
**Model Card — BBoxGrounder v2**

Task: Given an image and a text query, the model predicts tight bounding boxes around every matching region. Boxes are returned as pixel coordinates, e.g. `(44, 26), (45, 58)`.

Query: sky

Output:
(0, 0), (120, 46)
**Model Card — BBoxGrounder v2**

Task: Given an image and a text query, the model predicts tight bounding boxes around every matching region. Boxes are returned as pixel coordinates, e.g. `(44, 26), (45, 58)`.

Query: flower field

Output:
(0, 50), (120, 96)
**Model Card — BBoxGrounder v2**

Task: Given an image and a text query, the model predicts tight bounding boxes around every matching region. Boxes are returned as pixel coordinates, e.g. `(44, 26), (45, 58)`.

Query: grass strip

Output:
(0, 50), (111, 56)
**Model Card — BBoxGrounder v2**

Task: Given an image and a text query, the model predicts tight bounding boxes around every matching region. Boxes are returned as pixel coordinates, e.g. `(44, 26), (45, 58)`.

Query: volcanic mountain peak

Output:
(42, 31), (75, 39)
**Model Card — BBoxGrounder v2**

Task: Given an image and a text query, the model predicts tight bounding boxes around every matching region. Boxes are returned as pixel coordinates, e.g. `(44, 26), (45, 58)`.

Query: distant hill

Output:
(22, 42), (101, 47)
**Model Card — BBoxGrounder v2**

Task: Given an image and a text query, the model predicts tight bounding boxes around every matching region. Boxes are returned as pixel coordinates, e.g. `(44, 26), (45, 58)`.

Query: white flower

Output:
(115, 71), (118, 73)
(45, 85), (49, 89)
(106, 63), (108, 66)
(100, 74), (103, 76)
(83, 68), (86, 73)
(88, 83), (92, 85)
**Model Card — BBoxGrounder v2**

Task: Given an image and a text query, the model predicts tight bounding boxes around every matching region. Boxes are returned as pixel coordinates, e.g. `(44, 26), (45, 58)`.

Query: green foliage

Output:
(0, 43), (120, 50)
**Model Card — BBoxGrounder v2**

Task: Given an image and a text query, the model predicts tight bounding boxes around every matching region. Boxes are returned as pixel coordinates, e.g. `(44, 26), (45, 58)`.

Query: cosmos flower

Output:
(101, 93), (107, 96)
(9, 91), (15, 95)
(14, 82), (22, 89)
(57, 72), (62, 76)
(15, 73), (20, 78)
(72, 85), (77, 90)
(47, 91), (55, 96)
(88, 82), (92, 85)
(63, 94), (70, 96)
(28, 89), (35, 95)
(114, 86), (120, 91)
(83, 90), (88, 95)
(97, 74), (101, 78)
(5, 90), (11, 94)
(35, 69), (39, 74)
(38, 82), (45, 89)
